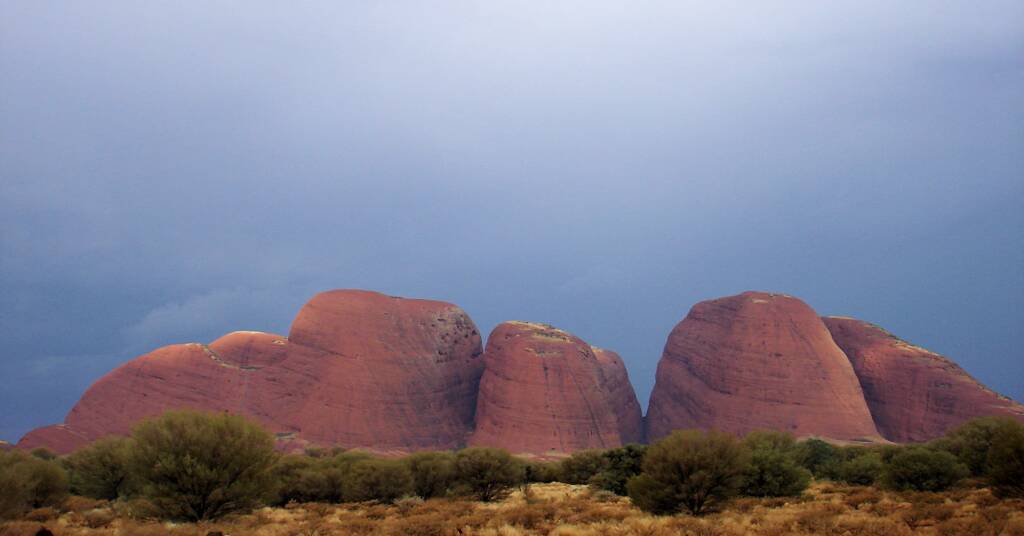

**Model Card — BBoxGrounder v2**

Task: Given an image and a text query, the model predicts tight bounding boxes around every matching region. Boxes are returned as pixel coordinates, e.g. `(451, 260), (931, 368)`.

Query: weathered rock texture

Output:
(17, 332), (289, 454)
(824, 316), (1024, 442)
(17, 290), (484, 454)
(646, 292), (881, 442)
(261, 289), (485, 450)
(470, 322), (644, 455)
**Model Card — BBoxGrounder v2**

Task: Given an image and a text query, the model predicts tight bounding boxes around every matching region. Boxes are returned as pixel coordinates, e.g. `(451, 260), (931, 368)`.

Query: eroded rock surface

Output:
(260, 289), (485, 450)
(470, 321), (644, 455)
(646, 292), (881, 442)
(824, 316), (1024, 442)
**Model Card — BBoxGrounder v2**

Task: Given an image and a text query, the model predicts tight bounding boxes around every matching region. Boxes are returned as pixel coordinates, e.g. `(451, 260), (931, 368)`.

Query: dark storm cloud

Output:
(2, 1), (1022, 441)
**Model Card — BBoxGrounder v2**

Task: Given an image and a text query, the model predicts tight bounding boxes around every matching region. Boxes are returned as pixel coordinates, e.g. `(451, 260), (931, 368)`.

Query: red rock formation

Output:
(18, 331), (290, 454)
(14, 425), (89, 455)
(255, 289), (485, 450)
(593, 347), (645, 444)
(823, 317), (1024, 442)
(470, 322), (644, 455)
(646, 292), (881, 442)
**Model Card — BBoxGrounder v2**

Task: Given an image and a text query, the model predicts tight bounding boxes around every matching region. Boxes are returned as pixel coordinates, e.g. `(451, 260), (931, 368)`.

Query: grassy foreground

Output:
(3, 481), (1023, 536)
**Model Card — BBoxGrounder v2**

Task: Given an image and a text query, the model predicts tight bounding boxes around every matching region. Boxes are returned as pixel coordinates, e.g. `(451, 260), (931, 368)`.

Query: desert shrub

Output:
(64, 436), (133, 500)
(795, 438), (841, 477)
(403, 451), (456, 498)
(452, 447), (524, 501)
(882, 446), (968, 491)
(558, 449), (608, 484)
(837, 450), (884, 485)
(343, 458), (414, 503)
(986, 419), (1024, 498)
(269, 454), (322, 505)
(524, 460), (561, 483)
(29, 448), (57, 461)
(626, 429), (750, 515)
(942, 416), (1021, 476)
(740, 430), (811, 496)
(127, 410), (278, 520)
(0, 450), (69, 519)
(589, 444), (646, 495)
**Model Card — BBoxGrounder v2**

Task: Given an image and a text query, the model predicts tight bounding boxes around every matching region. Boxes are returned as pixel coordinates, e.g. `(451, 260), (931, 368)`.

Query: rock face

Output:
(824, 317), (1024, 442)
(470, 322), (644, 455)
(17, 332), (289, 454)
(646, 292), (881, 442)
(261, 290), (485, 450)
(17, 290), (485, 454)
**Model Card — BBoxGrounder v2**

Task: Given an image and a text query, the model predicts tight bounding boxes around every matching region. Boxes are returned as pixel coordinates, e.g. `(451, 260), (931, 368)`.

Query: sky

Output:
(1, 2), (1022, 443)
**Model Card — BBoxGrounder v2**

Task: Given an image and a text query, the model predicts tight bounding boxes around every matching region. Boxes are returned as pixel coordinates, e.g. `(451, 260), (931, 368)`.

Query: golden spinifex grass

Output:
(3, 481), (1023, 536)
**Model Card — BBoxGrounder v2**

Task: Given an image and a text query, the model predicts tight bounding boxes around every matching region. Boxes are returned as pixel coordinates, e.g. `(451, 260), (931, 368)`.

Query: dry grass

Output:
(3, 482), (1022, 536)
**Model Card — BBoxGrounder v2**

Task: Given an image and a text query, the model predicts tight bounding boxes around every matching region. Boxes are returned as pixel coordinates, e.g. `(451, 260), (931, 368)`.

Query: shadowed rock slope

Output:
(824, 316), (1024, 442)
(470, 321), (644, 455)
(17, 290), (484, 454)
(646, 291), (882, 443)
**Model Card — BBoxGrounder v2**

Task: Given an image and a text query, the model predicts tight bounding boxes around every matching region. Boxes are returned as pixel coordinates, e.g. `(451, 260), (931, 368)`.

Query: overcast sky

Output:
(2, 2), (1022, 442)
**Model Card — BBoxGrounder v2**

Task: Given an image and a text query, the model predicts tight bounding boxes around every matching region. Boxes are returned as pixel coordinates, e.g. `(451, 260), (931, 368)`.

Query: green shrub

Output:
(524, 460), (561, 483)
(127, 410), (278, 520)
(589, 444), (646, 496)
(986, 420), (1024, 498)
(837, 450), (884, 485)
(64, 436), (133, 500)
(29, 448), (57, 461)
(881, 446), (968, 491)
(559, 449), (608, 484)
(795, 438), (841, 478)
(343, 458), (413, 503)
(0, 449), (69, 519)
(741, 431), (811, 497)
(627, 430), (749, 515)
(316, 451), (374, 503)
(452, 447), (524, 501)
(942, 417), (1021, 476)
(403, 451), (456, 498)
(268, 454), (322, 505)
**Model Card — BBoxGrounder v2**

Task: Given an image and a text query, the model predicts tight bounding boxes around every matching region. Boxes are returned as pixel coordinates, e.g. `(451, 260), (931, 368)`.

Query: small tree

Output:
(343, 458), (414, 503)
(627, 430), (749, 516)
(403, 451), (456, 499)
(837, 450), (884, 485)
(942, 416), (1020, 476)
(882, 446), (968, 491)
(453, 447), (524, 501)
(0, 449), (68, 519)
(128, 410), (278, 520)
(741, 431), (811, 497)
(64, 436), (133, 500)
(795, 438), (841, 478)
(559, 449), (608, 484)
(269, 454), (323, 505)
(986, 420), (1024, 498)
(590, 444), (646, 496)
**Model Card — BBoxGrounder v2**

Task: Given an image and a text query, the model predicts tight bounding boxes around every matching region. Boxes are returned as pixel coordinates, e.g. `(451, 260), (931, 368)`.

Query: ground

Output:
(3, 482), (1023, 536)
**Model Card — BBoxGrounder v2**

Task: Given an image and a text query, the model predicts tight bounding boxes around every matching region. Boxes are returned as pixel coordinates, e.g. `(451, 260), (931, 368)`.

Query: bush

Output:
(942, 416), (1021, 476)
(741, 431), (811, 497)
(452, 447), (524, 501)
(589, 444), (646, 496)
(127, 410), (278, 520)
(524, 460), (561, 483)
(64, 436), (133, 500)
(986, 420), (1024, 498)
(837, 450), (884, 485)
(559, 449), (608, 484)
(626, 430), (749, 515)
(268, 454), (322, 505)
(403, 451), (456, 498)
(881, 446), (968, 491)
(0, 449), (69, 519)
(343, 458), (414, 503)
(795, 438), (841, 477)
